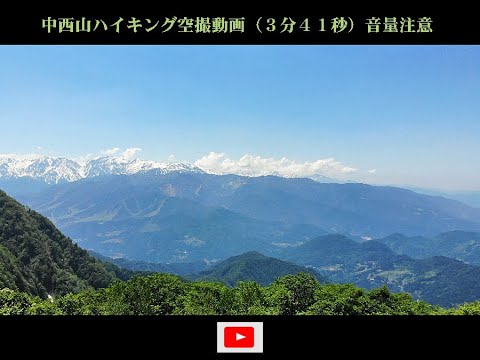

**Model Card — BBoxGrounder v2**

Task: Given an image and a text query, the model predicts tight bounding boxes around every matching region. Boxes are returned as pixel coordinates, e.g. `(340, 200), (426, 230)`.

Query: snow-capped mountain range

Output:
(0, 155), (204, 184)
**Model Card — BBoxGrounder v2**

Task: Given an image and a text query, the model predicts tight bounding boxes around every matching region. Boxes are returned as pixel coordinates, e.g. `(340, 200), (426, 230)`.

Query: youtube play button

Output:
(224, 326), (254, 348)
(217, 322), (263, 353)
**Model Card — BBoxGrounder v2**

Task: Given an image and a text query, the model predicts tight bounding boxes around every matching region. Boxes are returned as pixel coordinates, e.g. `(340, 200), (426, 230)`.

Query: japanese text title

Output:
(41, 16), (433, 35)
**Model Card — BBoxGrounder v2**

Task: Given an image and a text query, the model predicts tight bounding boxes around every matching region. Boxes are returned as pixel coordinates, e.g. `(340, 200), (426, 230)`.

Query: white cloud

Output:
(101, 147), (120, 156)
(194, 152), (357, 179)
(73, 153), (95, 165)
(120, 147), (142, 160)
(168, 154), (176, 162)
(368, 169), (377, 174)
(76, 147), (142, 163)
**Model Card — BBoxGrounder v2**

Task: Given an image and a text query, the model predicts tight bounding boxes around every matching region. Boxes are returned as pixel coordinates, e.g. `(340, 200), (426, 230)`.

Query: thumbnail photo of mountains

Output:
(1, 45), (480, 315)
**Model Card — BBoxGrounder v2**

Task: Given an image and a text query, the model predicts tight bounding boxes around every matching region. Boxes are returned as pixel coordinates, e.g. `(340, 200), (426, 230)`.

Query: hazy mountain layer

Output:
(282, 234), (480, 307)
(17, 172), (480, 263)
(378, 231), (480, 265)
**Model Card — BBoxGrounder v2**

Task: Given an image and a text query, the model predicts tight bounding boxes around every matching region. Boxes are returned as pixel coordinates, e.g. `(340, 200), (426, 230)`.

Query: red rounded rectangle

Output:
(224, 326), (255, 348)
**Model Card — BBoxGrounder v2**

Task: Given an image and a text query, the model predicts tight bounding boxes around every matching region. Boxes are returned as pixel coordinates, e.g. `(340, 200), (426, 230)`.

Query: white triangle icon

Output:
(236, 333), (246, 341)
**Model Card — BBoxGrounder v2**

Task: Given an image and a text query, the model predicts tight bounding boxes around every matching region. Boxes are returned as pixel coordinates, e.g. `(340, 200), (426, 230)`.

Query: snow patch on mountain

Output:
(0, 153), (341, 185)
(0, 155), (204, 184)
(0, 156), (83, 183)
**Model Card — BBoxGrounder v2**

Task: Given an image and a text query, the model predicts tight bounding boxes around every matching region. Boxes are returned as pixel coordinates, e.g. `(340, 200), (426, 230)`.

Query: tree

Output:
(231, 281), (267, 315)
(453, 301), (480, 315)
(265, 273), (320, 315)
(0, 288), (32, 315)
(106, 274), (187, 315)
(178, 282), (232, 315)
(307, 284), (366, 315)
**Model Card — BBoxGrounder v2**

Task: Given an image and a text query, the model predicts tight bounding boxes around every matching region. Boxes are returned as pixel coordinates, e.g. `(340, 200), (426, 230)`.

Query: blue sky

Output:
(0, 45), (478, 190)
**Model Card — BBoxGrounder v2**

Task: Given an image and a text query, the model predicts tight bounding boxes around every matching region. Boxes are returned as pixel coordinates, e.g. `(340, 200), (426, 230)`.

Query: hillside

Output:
(378, 231), (480, 265)
(195, 251), (328, 286)
(20, 176), (324, 262)
(0, 190), (119, 298)
(282, 234), (480, 307)
(18, 171), (480, 262)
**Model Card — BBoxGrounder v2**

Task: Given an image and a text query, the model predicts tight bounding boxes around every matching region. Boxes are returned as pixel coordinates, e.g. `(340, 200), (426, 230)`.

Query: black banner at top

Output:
(1, 13), (478, 44)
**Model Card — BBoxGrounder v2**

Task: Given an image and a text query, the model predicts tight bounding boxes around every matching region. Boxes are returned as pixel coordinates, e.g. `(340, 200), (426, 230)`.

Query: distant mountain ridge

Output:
(90, 251), (208, 276)
(19, 171), (480, 261)
(378, 231), (480, 265)
(0, 154), (342, 185)
(0, 155), (204, 184)
(0, 156), (83, 183)
(406, 187), (480, 209)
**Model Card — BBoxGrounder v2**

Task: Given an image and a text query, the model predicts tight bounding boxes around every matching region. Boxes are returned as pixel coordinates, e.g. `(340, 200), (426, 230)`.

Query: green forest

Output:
(2, 189), (480, 316)
(2, 272), (480, 315)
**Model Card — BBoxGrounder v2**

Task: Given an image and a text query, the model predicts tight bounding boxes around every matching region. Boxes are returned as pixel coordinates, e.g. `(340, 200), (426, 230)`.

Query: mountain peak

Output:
(0, 155), (204, 184)
(196, 251), (327, 286)
(0, 156), (83, 184)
